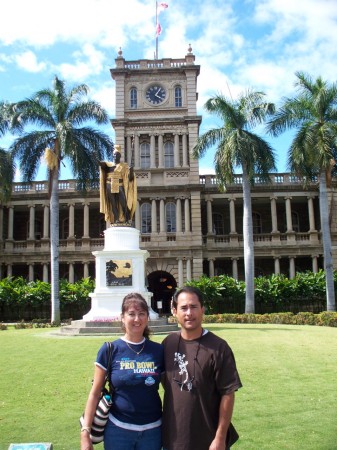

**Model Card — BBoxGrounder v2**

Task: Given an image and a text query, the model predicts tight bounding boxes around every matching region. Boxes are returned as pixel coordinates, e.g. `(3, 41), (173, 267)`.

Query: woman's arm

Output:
(80, 365), (106, 450)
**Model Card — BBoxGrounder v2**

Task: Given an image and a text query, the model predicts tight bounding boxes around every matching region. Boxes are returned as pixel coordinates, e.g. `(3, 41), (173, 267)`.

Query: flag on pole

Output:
(156, 2), (167, 36)
(155, 1), (168, 58)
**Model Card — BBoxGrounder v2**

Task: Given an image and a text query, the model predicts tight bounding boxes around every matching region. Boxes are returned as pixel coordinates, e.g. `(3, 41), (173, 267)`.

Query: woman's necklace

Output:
(125, 340), (146, 355)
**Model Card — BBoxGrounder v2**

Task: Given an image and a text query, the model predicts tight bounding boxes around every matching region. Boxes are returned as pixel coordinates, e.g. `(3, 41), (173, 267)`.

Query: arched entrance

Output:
(147, 271), (177, 314)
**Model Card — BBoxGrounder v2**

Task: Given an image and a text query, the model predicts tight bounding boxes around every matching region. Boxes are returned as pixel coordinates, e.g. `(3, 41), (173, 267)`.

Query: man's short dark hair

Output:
(172, 286), (204, 309)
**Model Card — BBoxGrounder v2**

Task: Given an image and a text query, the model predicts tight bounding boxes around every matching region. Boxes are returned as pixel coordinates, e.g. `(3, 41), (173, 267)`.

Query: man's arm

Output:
(209, 392), (235, 450)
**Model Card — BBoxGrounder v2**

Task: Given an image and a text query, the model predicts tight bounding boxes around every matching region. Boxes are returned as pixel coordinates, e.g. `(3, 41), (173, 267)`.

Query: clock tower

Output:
(110, 46), (203, 311)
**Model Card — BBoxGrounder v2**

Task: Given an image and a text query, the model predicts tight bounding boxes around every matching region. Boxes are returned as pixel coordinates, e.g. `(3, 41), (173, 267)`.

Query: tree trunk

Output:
(242, 165), (255, 313)
(50, 148), (60, 323)
(319, 170), (336, 311)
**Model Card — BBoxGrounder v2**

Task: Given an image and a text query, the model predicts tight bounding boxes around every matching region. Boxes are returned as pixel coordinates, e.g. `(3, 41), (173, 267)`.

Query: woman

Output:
(81, 293), (164, 450)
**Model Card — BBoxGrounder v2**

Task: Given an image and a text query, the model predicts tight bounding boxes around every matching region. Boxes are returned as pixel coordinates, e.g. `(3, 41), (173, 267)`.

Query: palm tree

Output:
(10, 77), (113, 322)
(193, 90), (276, 313)
(0, 101), (15, 203)
(267, 71), (337, 311)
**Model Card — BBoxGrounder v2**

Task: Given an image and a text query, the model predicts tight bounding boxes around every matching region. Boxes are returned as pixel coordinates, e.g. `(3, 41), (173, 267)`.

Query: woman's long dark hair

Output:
(121, 292), (151, 339)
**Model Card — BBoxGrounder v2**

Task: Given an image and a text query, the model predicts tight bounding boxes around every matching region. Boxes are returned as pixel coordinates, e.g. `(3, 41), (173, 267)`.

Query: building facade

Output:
(1, 48), (337, 313)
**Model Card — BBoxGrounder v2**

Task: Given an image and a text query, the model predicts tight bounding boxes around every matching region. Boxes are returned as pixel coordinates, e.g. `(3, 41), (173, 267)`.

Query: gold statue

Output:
(99, 145), (137, 224)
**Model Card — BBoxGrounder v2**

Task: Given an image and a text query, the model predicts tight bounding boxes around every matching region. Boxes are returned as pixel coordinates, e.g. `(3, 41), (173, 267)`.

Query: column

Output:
(176, 198), (182, 233)
(285, 197), (293, 232)
(28, 263), (34, 281)
(274, 257), (280, 275)
(229, 198), (237, 233)
(135, 200), (141, 230)
(0, 207), (3, 243)
(174, 134), (180, 167)
(206, 199), (213, 234)
(28, 204), (35, 239)
(134, 134), (140, 169)
(83, 262), (89, 279)
(150, 134), (156, 168)
(126, 135), (132, 166)
(182, 133), (188, 167)
(289, 257), (295, 279)
(69, 263), (75, 284)
(43, 204), (49, 239)
(312, 255), (318, 273)
(151, 199), (157, 233)
(184, 198), (190, 232)
(232, 258), (238, 280)
(186, 258), (192, 281)
(209, 259), (215, 277)
(83, 202), (90, 238)
(43, 263), (49, 282)
(178, 258), (184, 286)
(159, 199), (165, 232)
(7, 206), (14, 240)
(307, 196), (316, 231)
(270, 197), (278, 232)
(158, 134), (164, 168)
(68, 203), (75, 238)
(7, 264), (13, 278)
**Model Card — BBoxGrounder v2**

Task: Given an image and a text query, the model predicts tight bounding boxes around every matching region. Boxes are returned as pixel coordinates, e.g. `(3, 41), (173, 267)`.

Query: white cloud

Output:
(15, 51), (46, 73)
(56, 44), (105, 81)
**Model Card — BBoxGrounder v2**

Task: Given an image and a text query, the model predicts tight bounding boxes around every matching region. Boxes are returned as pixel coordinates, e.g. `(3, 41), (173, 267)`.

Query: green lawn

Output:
(0, 324), (336, 450)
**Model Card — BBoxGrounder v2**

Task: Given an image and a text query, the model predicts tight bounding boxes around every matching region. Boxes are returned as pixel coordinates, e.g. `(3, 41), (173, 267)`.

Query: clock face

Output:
(145, 85), (166, 105)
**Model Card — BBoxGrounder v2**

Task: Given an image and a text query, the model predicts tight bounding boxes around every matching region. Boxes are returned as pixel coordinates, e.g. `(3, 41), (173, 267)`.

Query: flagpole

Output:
(155, 1), (158, 59)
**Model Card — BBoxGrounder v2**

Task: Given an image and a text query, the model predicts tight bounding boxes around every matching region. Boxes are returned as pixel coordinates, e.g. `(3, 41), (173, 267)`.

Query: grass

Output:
(0, 324), (337, 450)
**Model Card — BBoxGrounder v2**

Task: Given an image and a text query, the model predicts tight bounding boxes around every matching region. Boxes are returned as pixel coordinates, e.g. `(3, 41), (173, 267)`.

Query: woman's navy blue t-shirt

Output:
(96, 339), (164, 426)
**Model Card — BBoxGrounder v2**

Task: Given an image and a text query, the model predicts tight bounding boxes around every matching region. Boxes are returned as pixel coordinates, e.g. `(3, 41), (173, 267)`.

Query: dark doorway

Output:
(147, 271), (177, 314)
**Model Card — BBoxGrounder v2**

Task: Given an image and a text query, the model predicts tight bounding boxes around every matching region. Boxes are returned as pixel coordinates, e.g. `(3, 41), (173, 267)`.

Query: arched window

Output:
(166, 202), (176, 232)
(141, 203), (151, 234)
(130, 87), (137, 109)
(252, 212), (262, 234)
(140, 143), (150, 169)
(213, 213), (224, 235)
(26, 219), (42, 240)
(175, 85), (182, 107)
(292, 211), (300, 232)
(99, 217), (105, 238)
(164, 141), (174, 168)
(61, 217), (69, 239)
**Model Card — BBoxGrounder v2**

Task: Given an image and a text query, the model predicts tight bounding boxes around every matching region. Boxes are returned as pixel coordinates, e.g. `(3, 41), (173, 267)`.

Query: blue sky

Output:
(1, 0), (336, 179)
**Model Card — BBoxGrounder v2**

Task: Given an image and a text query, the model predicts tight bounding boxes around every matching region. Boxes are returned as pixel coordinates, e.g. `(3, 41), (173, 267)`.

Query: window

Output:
(141, 203), (152, 234)
(130, 87), (137, 109)
(166, 202), (176, 232)
(140, 143), (150, 169)
(213, 213), (224, 235)
(175, 86), (182, 107)
(164, 141), (174, 168)
(292, 211), (300, 232)
(252, 212), (262, 234)
(61, 218), (69, 239)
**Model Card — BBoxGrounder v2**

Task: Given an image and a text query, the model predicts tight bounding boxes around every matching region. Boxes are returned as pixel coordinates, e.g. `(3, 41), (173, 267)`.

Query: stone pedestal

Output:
(83, 227), (158, 320)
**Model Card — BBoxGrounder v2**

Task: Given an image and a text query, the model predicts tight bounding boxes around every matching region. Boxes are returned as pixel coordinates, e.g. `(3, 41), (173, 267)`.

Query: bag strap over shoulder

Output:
(105, 341), (115, 396)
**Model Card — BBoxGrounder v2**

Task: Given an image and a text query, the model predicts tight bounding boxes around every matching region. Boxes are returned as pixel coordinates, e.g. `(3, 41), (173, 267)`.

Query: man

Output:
(99, 145), (137, 224)
(162, 286), (242, 450)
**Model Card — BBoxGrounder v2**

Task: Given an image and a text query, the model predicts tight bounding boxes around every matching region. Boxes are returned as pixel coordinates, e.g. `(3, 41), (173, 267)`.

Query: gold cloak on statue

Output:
(99, 161), (137, 224)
